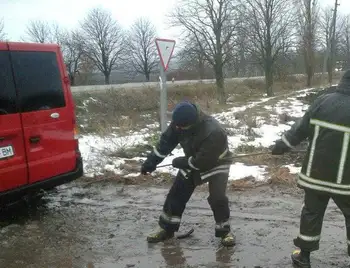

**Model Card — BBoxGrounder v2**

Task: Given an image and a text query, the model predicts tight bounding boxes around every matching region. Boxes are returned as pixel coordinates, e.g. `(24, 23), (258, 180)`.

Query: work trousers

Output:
(294, 189), (350, 255)
(158, 170), (231, 237)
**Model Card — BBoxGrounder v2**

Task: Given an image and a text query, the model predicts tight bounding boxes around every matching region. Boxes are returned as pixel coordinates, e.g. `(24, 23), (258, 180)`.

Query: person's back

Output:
(300, 88), (350, 191)
(271, 69), (350, 268)
(282, 70), (350, 194)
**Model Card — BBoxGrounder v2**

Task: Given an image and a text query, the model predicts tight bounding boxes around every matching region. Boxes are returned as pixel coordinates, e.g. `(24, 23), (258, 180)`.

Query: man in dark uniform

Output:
(271, 70), (350, 268)
(141, 101), (235, 246)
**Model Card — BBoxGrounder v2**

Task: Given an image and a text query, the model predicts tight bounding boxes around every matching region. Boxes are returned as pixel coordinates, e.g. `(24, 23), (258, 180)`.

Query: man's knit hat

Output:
(172, 101), (198, 127)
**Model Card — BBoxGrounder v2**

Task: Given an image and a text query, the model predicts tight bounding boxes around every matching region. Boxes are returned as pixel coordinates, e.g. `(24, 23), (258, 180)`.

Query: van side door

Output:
(0, 43), (28, 192)
(9, 44), (77, 184)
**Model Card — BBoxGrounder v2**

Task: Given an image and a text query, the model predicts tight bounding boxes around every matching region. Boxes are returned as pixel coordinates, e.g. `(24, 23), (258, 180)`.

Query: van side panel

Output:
(20, 108), (76, 183)
(0, 45), (29, 192)
(8, 44), (77, 184)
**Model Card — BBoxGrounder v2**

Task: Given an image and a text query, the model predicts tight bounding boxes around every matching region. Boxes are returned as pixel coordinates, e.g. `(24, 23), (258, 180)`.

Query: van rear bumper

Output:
(0, 156), (84, 206)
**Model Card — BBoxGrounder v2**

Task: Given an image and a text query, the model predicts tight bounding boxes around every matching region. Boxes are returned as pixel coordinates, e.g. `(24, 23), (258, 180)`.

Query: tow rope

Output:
(155, 150), (306, 169)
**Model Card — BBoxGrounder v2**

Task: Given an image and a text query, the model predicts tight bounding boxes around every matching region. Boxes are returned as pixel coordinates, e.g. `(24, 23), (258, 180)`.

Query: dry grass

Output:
(229, 176), (266, 190)
(228, 166), (298, 191)
(73, 72), (343, 135)
(267, 167), (298, 186)
(103, 131), (160, 159)
(226, 150), (305, 191)
(234, 108), (260, 137)
(234, 144), (267, 154)
(74, 73), (331, 114)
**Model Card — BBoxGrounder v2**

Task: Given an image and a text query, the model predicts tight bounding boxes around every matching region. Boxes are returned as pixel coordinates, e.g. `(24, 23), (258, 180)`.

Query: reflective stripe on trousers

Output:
(297, 234), (320, 242)
(160, 211), (181, 224)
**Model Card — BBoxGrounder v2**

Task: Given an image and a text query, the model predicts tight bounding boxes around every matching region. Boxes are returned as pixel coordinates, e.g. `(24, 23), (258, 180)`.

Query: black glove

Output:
(271, 139), (291, 155)
(141, 160), (157, 175)
(172, 156), (190, 169)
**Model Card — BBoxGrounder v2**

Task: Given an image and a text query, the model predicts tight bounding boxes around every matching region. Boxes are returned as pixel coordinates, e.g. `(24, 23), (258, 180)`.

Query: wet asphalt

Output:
(0, 180), (349, 268)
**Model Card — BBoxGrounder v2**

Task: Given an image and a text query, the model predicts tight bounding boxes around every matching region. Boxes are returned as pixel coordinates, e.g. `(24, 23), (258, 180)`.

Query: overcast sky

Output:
(1, 0), (349, 43)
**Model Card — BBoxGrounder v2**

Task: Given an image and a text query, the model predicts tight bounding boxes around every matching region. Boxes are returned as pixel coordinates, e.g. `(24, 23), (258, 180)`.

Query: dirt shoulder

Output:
(78, 147), (305, 191)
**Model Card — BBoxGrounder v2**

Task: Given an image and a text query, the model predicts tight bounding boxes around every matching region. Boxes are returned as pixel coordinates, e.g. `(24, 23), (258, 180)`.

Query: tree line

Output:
(0, 9), (158, 86)
(0, 0), (349, 102)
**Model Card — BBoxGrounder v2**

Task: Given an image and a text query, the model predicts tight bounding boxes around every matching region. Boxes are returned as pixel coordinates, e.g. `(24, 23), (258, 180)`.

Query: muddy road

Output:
(0, 180), (349, 268)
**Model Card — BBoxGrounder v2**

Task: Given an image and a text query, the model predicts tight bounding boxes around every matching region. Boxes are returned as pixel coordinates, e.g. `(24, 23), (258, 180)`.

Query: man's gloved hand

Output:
(172, 156), (190, 169)
(271, 139), (291, 155)
(141, 160), (157, 175)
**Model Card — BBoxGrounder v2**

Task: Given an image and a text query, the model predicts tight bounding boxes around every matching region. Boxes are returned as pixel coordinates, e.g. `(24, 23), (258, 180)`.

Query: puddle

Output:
(0, 181), (348, 267)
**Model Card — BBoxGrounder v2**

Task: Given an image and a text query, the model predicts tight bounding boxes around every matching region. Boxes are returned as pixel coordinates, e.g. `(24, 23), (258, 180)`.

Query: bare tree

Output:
(0, 18), (6, 41)
(225, 15), (249, 77)
(296, 0), (320, 87)
(126, 18), (157, 82)
(320, 6), (344, 84)
(171, 0), (238, 104)
(25, 20), (52, 43)
(177, 34), (209, 80)
(61, 31), (84, 86)
(80, 7), (125, 84)
(239, 0), (296, 96)
(24, 19), (66, 45)
(75, 55), (95, 85)
(340, 15), (350, 70)
(50, 22), (66, 44)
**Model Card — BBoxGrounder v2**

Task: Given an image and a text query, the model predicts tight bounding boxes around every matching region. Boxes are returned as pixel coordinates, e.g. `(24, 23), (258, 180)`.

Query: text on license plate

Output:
(0, 145), (14, 159)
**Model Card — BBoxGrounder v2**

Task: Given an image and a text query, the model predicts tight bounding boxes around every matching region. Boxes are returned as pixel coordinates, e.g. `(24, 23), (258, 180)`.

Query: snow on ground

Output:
(229, 163), (267, 181)
(274, 98), (309, 118)
(283, 164), (302, 174)
(79, 87), (318, 180)
(79, 130), (152, 177)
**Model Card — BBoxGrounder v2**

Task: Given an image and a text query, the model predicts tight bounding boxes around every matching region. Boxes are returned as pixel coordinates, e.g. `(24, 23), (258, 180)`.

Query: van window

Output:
(0, 51), (17, 115)
(11, 51), (66, 112)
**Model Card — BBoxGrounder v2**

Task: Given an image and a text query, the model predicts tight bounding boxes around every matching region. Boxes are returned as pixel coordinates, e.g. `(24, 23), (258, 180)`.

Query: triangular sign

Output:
(155, 38), (176, 71)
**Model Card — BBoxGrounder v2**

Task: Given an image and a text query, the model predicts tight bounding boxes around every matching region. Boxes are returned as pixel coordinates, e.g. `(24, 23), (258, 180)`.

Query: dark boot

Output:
(221, 232), (235, 247)
(147, 228), (174, 243)
(291, 249), (311, 268)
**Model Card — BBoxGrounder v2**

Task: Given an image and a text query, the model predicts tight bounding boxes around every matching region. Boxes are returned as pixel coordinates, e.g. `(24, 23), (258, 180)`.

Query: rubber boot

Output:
(147, 227), (174, 243)
(221, 232), (236, 247)
(291, 249), (311, 268)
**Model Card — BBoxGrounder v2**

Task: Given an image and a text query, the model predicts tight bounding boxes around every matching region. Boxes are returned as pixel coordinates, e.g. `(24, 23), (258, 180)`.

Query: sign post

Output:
(155, 38), (176, 133)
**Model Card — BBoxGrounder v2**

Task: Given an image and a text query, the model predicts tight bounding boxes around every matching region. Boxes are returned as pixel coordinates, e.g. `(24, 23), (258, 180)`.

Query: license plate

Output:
(0, 145), (14, 159)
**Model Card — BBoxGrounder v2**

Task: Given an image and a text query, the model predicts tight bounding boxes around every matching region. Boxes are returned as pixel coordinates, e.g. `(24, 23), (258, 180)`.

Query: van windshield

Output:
(0, 51), (17, 115)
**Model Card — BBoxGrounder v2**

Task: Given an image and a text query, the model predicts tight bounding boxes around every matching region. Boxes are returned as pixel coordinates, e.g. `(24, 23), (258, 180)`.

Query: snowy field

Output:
(78, 87), (321, 181)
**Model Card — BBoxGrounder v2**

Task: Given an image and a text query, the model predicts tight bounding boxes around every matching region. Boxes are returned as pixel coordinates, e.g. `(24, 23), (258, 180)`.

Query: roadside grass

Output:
(75, 73), (342, 189)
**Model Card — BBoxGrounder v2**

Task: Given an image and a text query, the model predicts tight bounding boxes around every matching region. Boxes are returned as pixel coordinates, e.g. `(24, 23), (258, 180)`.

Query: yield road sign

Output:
(155, 38), (176, 71)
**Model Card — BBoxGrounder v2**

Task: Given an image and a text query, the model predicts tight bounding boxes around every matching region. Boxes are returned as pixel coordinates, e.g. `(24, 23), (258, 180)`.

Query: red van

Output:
(0, 42), (83, 206)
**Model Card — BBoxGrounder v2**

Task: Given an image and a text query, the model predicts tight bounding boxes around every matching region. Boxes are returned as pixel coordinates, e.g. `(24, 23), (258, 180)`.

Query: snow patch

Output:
(153, 148), (185, 176)
(79, 133), (149, 177)
(247, 124), (291, 147)
(78, 87), (318, 180)
(229, 163), (267, 181)
(283, 164), (301, 174)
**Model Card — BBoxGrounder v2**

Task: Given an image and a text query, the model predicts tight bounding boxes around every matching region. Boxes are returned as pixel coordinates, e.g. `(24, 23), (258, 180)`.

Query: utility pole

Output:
(329, 0), (340, 84)
(322, 0), (339, 86)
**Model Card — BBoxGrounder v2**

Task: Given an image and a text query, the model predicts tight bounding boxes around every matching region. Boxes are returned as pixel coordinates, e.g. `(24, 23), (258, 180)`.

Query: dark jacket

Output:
(146, 105), (231, 181)
(282, 70), (350, 195)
